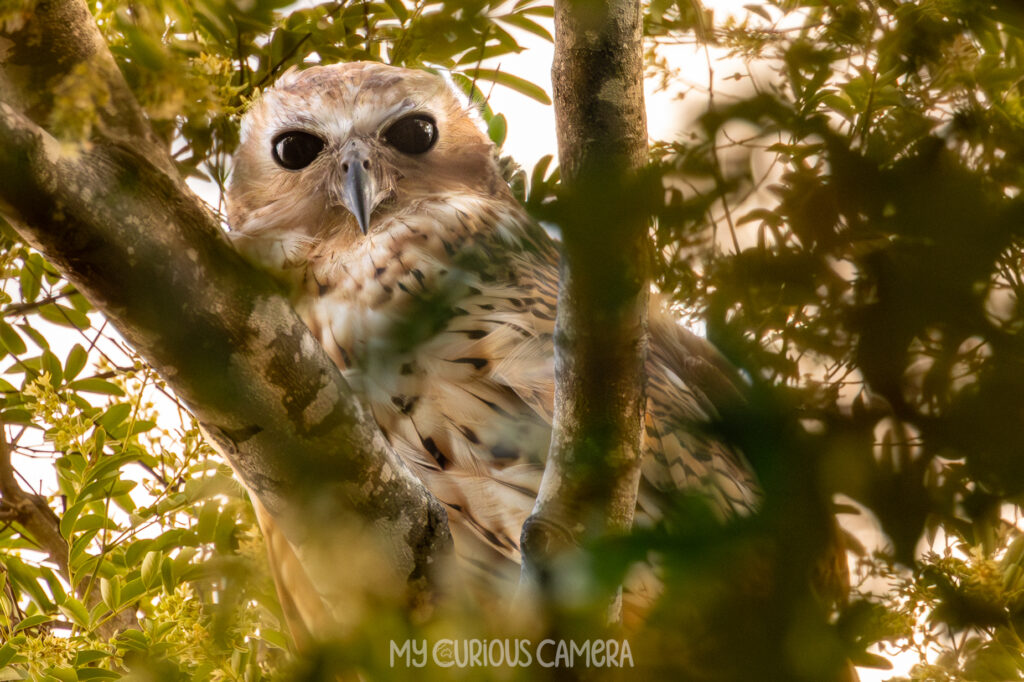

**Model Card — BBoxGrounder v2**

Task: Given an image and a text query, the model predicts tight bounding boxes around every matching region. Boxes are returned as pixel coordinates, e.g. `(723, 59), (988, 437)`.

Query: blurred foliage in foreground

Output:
(645, 0), (1024, 679)
(3, 0), (1024, 680)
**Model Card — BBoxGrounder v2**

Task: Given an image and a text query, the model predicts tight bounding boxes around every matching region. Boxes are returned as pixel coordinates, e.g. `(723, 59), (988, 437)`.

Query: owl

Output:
(226, 61), (759, 645)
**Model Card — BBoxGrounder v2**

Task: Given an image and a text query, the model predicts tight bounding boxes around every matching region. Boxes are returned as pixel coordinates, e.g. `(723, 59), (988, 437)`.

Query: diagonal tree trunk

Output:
(0, 0), (452, 630)
(520, 0), (650, 621)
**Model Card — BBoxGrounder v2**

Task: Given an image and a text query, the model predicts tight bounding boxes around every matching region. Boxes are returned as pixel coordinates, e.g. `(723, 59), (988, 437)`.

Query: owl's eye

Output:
(382, 115), (438, 154)
(272, 131), (325, 170)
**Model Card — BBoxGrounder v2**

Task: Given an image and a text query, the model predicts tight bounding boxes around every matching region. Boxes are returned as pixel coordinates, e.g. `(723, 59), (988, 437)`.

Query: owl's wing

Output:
(251, 498), (332, 651)
(411, 214), (765, 585)
(465, 219), (761, 621)
(461, 215), (760, 510)
(641, 310), (760, 518)
(484, 240), (761, 519)
(425, 210), (761, 515)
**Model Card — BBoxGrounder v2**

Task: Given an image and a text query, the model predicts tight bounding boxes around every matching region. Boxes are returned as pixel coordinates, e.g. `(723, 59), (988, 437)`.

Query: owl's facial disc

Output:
(338, 141), (376, 235)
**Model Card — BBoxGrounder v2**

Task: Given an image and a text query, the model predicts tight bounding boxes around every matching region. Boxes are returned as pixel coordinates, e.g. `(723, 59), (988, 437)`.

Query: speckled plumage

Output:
(227, 61), (758, 641)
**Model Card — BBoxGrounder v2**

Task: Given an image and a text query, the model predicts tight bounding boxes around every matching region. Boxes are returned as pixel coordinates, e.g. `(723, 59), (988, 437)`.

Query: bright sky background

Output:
(468, 1), (766, 177)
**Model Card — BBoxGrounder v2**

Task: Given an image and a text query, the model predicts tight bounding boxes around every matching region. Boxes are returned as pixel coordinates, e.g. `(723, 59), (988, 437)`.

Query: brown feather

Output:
(228, 62), (769, 641)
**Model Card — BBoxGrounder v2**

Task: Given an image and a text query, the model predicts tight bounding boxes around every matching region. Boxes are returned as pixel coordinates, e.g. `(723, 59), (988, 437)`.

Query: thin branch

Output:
(521, 0), (650, 624)
(3, 290), (77, 317)
(0, 425), (64, 568)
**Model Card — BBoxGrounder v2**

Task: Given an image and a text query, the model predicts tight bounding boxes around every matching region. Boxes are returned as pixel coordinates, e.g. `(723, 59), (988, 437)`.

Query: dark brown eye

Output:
(382, 115), (438, 154)
(272, 131), (325, 170)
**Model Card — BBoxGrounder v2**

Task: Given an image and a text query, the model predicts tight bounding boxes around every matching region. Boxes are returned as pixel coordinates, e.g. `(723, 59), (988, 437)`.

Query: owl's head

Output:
(227, 62), (506, 240)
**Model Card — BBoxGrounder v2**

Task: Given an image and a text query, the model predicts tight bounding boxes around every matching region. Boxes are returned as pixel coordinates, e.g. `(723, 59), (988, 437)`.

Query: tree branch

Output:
(0, 426), (66, 571)
(520, 0), (650, 619)
(0, 424), (137, 635)
(0, 0), (451, 632)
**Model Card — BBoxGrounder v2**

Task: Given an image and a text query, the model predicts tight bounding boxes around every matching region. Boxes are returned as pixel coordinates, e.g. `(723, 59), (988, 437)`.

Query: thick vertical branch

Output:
(0, 0), (451, 627)
(520, 0), (650, 611)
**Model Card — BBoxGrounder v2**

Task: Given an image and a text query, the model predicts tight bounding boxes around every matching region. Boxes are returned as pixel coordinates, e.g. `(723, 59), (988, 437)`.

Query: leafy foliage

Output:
(0, 221), (288, 678)
(644, 0), (1024, 678)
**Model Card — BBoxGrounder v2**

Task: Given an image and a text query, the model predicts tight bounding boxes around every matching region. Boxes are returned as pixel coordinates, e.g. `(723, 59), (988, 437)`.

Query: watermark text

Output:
(389, 638), (634, 668)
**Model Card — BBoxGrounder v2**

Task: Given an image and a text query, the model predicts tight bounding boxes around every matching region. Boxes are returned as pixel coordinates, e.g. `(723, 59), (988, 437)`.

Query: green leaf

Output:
(97, 403), (132, 430)
(70, 514), (118, 533)
(64, 344), (88, 381)
(18, 323), (48, 350)
(119, 578), (146, 605)
(100, 576), (121, 611)
(744, 3), (771, 21)
(45, 666), (78, 682)
(488, 113), (508, 147)
(114, 628), (148, 651)
(68, 378), (125, 396)
(151, 527), (189, 551)
(849, 650), (893, 669)
(128, 419), (156, 436)
(0, 644), (15, 668)
(141, 552), (160, 588)
(463, 68), (551, 105)
(69, 528), (101, 569)
(58, 597), (90, 629)
(41, 349), (63, 386)
(738, 208), (783, 227)
(5, 558), (55, 612)
(74, 650), (110, 666)
(124, 538), (152, 567)
(41, 567), (67, 604)
(12, 614), (51, 633)
(258, 628), (291, 650)
(518, 4), (553, 18)
(499, 13), (553, 42)
(60, 501), (87, 539)
(84, 453), (131, 488)
(195, 499), (219, 543)
(160, 556), (175, 593)
(384, 0), (408, 22)
(79, 476), (136, 503)
(0, 408), (33, 425)
(529, 154), (555, 200)
(67, 290), (90, 314)
(19, 254), (43, 303)
(172, 547), (197, 584)
(0, 321), (26, 356)
(38, 303), (90, 329)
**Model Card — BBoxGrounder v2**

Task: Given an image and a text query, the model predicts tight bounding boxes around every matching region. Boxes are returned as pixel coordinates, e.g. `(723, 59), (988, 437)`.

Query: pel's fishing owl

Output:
(226, 61), (758, 643)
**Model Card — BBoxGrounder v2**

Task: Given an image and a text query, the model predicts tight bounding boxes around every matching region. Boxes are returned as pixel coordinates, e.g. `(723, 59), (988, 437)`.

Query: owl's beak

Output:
(339, 146), (377, 235)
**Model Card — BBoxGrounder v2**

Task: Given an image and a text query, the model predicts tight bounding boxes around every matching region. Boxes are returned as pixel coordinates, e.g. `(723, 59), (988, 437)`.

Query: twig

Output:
(3, 290), (76, 317)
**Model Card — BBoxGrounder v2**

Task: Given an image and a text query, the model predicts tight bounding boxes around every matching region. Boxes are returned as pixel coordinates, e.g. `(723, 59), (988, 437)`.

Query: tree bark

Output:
(0, 0), (451, 629)
(520, 0), (650, 617)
